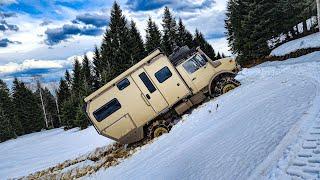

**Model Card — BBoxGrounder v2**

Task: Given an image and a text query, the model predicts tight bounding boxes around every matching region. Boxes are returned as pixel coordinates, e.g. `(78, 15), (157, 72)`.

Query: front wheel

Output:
(146, 120), (171, 139)
(210, 76), (240, 97)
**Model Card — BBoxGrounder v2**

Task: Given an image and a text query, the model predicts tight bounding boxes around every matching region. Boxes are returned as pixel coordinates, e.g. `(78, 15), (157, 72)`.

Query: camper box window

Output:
(117, 78), (130, 90)
(93, 98), (121, 122)
(139, 72), (156, 93)
(155, 66), (172, 83)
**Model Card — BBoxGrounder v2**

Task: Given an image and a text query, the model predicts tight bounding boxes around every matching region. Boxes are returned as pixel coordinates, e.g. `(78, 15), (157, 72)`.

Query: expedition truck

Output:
(84, 46), (241, 144)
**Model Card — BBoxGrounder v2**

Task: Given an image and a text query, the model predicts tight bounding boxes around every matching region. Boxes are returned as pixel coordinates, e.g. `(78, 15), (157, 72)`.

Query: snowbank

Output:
(87, 51), (320, 179)
(270, 32), (320, 56)
(0, 126), (113, 179)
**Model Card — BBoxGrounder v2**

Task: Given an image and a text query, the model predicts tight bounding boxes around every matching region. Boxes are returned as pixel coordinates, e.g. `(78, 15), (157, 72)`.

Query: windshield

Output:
(182, 54), (207, 74)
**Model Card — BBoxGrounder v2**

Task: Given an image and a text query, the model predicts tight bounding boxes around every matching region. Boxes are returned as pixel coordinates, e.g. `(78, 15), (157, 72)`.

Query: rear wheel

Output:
(147, 120), (171, 139)
(211, 76), (240, 97)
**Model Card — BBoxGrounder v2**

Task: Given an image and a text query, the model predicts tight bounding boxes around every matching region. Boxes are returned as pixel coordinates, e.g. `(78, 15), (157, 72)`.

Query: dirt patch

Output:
(18, 140), (151, 180)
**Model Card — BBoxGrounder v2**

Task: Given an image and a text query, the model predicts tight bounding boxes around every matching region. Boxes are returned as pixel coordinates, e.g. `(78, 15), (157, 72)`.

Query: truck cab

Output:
(171, 46), (240, 95)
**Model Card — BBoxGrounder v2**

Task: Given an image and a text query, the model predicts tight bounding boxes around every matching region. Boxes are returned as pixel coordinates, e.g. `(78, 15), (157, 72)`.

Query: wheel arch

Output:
(208, 71), (236, 96)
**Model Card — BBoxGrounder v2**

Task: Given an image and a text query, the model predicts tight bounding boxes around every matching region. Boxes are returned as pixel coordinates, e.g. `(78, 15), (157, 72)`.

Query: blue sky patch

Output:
(126, 0), (170, 11)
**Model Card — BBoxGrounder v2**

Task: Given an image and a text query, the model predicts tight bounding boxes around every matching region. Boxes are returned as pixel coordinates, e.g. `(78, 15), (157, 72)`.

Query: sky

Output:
(0, 0), (230, 88)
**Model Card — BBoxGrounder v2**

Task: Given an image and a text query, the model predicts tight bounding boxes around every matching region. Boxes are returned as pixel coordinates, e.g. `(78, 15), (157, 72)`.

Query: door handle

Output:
(192, 77), (196, 81)
(146, 94), (151, 99)
(141, 93), (151, 106)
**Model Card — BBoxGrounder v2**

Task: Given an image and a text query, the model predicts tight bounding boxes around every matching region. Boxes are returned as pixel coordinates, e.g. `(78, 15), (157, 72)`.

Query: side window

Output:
(93, 98), (121, 122)
(155, 66), (172, 83)
(182, 59), (199, 74)
(117, 78), (130, 90)
(139, 72), (156, 93)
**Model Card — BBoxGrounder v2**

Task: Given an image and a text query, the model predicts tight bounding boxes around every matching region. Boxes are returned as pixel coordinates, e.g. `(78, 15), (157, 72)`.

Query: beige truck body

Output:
(84, 47), (239, 144)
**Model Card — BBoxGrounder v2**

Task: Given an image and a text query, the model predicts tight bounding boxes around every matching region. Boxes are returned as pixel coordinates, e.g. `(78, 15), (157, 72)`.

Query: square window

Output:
(155, 66), (172, 83)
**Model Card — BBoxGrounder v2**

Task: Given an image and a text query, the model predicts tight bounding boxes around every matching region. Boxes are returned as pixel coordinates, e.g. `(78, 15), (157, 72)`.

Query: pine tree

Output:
(61, 94), (77, 129)
(74, 103), (89, 130)
(0, 108), (14, 142)
(92, 46), (102, 89)
(100, 2), (132, 81)
(81, 54), (94, 94)
(72, 59), (84, 97)
(161, 6), (178, 55)
(145, 17), (162, 53)
(128, 20), (146, 65)
(0, 79), (17, 141)
(216, 52), (222, 59)
(56, 79), (69, 127)
(193, 29), (216, 60)
(225, 0), (273, 64)
(12, 78), (44, 134)
(176, 18), (193, 48)
(65, 70), (71, 87)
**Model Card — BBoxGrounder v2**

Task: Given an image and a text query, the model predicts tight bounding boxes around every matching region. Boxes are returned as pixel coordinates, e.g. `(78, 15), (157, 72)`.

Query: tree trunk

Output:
(302, 20), (308, 34)
(317, 0), (320, 32)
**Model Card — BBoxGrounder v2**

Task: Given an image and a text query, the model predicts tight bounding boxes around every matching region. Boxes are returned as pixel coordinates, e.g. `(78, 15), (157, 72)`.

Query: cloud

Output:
(73, 13), (109, 27)
(0, 38), (21, 47)
(0, 19), (19, 31)
(0, 0), (17, 6)
(126, 0), (170, 11)
(0, 51), (93, 75)
(126, 0), (215, 12)
(0, 51), (94, 89)
(0, 59), (66, 75)
(0, 12), (16, 18)
(45, 24), (103, 45)
(39, 20), (52, 26)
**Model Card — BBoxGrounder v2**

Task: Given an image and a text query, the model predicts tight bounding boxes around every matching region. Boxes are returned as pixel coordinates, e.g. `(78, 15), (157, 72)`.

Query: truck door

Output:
(131, 68), (169, 113)
(181, 54), (215, 92)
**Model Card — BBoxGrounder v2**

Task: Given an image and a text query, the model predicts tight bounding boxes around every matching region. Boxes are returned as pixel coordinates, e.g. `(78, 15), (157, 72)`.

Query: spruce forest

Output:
(0, 3), (223, 142)
(225, 0), (318, 65)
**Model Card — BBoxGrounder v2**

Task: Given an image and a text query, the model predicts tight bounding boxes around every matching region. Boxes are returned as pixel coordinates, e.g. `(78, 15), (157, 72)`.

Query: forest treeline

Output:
(0, 3), (223, 142)
(225, 0), (318, 65)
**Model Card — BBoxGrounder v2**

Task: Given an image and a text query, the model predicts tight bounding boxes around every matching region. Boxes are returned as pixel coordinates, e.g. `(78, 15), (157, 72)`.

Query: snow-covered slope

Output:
(1, 46), (319, 179)
(87, 51), (320, 179)
(271, 32), (320, 56)
(0, 126), (113, 179)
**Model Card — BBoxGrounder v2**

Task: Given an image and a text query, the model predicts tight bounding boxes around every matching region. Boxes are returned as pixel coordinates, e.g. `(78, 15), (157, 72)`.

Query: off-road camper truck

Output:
(84, 46), (240, 144)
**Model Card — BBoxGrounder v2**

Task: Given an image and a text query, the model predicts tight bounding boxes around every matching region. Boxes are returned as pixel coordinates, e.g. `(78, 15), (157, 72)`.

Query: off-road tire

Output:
(146, 120), (172, 139)
(211, 76), (240, 97)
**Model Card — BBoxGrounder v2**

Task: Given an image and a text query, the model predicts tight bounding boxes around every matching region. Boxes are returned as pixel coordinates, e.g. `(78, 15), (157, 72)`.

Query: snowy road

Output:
(89, 52), (320, 179)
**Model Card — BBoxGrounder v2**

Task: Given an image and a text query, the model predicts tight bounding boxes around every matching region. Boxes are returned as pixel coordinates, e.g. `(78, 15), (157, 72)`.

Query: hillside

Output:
(1, 34), (320, 179)
(86, 50), (320, 179)
(270, 32), (320, 56)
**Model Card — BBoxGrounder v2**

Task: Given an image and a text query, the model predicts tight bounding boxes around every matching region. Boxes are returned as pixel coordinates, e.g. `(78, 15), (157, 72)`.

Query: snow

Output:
(0, 126), (113, 179)
(1, 38), (320, 179)
(87, 51), (320, 179)
(270, 32), (320, 56)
